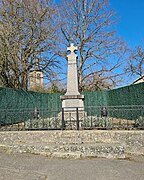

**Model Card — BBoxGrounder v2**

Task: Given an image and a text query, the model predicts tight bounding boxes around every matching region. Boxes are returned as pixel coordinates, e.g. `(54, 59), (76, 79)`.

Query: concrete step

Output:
(1, 131), (143, 159)
(7, 142), (125, 159)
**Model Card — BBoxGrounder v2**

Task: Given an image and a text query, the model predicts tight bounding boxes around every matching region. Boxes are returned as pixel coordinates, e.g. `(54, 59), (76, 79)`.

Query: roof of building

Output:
(133, 75), (144, 84)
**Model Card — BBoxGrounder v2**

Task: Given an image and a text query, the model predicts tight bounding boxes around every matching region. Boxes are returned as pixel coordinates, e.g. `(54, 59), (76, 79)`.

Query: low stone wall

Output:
(0, 130), (143, 159)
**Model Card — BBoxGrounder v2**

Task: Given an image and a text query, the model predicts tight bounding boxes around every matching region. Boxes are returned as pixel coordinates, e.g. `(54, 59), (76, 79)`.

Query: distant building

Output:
(133, 75), (144, 84)
(29, 59), (44, 91)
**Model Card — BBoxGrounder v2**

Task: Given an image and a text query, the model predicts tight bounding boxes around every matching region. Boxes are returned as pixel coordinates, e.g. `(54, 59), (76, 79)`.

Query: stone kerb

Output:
(0, 130), (143, 159)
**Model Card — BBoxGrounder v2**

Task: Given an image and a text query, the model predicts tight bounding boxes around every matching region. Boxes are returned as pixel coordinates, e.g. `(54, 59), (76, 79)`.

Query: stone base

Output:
(60, 94), (85, 129)
(58, 109), (87, 130)
(62, 110), (86, 120)
(60, 95), (84, 109)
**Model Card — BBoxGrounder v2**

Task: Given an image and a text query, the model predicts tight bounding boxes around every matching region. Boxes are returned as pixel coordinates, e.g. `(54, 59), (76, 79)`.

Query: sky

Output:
(109, 0), (144, 85)
(55, 0), (144, 86)
(110, 0), (144, 48)
(56, 0), (144, 48)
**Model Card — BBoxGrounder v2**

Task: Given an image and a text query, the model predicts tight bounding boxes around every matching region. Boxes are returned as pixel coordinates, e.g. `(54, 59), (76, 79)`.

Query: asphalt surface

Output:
(0, 150), (144, 180)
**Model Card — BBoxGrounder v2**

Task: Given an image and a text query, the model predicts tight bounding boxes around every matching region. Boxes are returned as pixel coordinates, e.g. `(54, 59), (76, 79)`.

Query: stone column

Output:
(65, 44), (79, 95)
(61, 43), (84, 109)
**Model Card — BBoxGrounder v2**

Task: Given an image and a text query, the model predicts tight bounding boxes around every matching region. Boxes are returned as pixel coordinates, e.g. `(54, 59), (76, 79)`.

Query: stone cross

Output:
(67, 43), (77, 53)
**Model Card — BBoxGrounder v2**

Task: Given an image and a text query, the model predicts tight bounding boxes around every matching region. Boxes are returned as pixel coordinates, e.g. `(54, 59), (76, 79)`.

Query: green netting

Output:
(85, 83), (143, 119)
(82, 83), (144, 118)
(82, 90), (108, 107)
(0, 87), (62, 124)
(108, 83), (144, 106)
(107, 83), (144, 120)
(82, 91), (108, 116)
(0, 83), (143, 124)
(1, 83), (143, 110)
(0, 87), (62, 110)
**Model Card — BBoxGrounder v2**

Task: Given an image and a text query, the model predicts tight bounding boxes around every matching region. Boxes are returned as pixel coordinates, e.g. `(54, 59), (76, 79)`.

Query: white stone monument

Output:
(60, 43), (84, 109)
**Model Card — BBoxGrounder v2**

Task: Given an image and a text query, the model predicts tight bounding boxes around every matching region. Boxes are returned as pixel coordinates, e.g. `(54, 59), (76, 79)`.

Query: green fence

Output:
(83, 83), (144, 119)
(0, 88), (62, 125)
(0, 83), (144, 124)
(108, 83), (144, 106)
(1, 83), (143, 110)
(0, 87), (62, 110)
(83, 83), (144, 107)
(107, 83), (144, 120)
(82, 90), (108, 107)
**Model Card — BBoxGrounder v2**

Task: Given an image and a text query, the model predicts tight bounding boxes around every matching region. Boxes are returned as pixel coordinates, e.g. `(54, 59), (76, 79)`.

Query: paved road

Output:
(0, 150), (144, 180)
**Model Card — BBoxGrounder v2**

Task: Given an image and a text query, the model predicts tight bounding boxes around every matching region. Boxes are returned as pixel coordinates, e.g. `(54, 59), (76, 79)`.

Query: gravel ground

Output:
(0, 148), (144, 180)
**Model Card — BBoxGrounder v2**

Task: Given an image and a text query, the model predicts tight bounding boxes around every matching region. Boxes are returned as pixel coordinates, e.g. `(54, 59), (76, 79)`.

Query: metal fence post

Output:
(62, 108), (65, 130)
(76, 107), (79, 130)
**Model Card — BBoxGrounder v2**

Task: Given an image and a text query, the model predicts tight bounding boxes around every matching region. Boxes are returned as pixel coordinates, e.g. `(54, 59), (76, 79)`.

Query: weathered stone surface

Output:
(0, 130), (143, 159)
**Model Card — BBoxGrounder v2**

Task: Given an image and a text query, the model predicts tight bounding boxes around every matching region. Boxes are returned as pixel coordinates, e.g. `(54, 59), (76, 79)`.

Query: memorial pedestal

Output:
(60, 95), (84, 110)
(60, 44), (85, 129)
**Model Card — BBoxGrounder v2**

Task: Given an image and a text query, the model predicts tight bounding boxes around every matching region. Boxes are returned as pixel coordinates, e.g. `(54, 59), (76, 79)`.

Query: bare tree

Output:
(0, 0), (60, 90)
(59, 0), (126, 91)
(125, 46), (144, 77)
